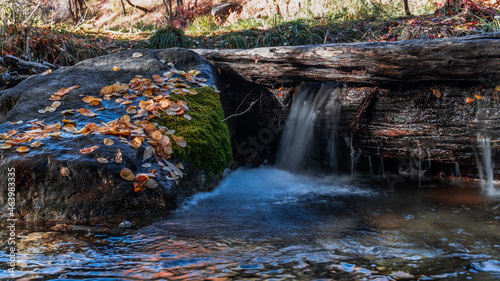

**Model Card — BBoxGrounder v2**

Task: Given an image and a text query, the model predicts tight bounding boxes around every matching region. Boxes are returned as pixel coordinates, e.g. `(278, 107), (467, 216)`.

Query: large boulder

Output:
(0, 48), (232, 221)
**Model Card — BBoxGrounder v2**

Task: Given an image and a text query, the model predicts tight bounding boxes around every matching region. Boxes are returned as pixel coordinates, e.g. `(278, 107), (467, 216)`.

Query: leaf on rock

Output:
(495, 85), (500, 92)
(132, 52), (143, 58)
(466, 97), (474, 104)
(0, 143), (12, 149)
(60, 167), (71, 179)
(77, 108), (98, 117)
(120, 168), (134, 181)
(113, 66), (121, 71)
(30, 141), (42, 148)
(143, 146), (155, 161)
(16, 146), (30, 153)
(103, 138), (114, 146)
(474, 94), (482, 100)
(115, 149), (123, 163)
(172, 135), (187, 147)
(145, 179), (158, 189)
(432, 88), (441, 98)
(80, 145), (99, 154)
(61, 109), (75, 115)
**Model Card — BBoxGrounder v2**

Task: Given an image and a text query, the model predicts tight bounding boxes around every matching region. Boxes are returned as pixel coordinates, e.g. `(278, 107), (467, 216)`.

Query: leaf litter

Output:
(1, 67), (210, 191)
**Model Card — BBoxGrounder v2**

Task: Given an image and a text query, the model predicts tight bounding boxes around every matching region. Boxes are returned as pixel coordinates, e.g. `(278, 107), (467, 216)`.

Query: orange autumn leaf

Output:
(152, 74), (163, 84)
(115, 149), (123, 163)
(80, 145), (99, 154)
(77, 108), (98, 117)
(466, 97), (474, 104)
(113, 66), (121, 71)
(30, 141), (42, 148)
(129, 137), (142, 149)
(60, 167), (71, 179)
(474, 94), (482, 100)
(0, 143), (12, 149)
(16, 146), (30, 153)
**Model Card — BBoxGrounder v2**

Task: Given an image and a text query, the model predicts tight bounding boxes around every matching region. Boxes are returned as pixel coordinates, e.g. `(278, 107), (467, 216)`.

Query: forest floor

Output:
(0, 0), (499, 76)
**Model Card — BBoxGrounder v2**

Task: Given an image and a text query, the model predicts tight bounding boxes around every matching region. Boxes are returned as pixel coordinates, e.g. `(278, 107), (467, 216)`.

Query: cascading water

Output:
(277, 82), (342, 173)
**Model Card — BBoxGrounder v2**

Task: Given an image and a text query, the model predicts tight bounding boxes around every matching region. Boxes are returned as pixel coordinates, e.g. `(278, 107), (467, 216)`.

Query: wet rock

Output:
(0, 48), (230, 222)
(119, 220), (131, 228)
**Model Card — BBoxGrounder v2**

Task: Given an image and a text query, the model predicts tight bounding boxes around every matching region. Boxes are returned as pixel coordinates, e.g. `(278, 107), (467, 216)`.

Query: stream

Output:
(1, 167), (499, 280)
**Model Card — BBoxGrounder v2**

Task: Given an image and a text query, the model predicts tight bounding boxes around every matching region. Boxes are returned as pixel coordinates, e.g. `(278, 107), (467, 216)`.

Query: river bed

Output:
(1, 167), (500, 280)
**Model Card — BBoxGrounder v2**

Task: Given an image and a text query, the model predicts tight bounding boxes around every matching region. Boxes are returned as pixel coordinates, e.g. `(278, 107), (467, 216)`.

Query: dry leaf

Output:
(432, 88), (441, 98)
(466, 97), (474, 104)
(103, 138), (114, 146)
(172, 135), (187, 147)
(132, 52), (143, 58)
(115, 149), (123, 163)
(30, 141), (42, 148)
(120, 168), (134, 181)
(495, 85), (500, 92)
(16, 146), (30, 153)
(97, 157), (109, 163)
(61, 109), (75, 115)
(474, 94), (482, 100)
(80, 145), (99, 154)
(113, 66), (121, 71)
(143, 146), (155, 161)
(60, 167), (71, 179)
(77, 108), (98, 117)
(150, 130), (163, 142)
(0, 143), (12, 149)
(145, 179), (158, 189)
(183, 114), (192, 121)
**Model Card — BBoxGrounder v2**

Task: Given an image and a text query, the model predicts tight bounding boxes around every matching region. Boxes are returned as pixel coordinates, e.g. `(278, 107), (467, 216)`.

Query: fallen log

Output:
(0, 72), (30, 88)
(1, 55), (57, 75)
(194, 32), (500, 87)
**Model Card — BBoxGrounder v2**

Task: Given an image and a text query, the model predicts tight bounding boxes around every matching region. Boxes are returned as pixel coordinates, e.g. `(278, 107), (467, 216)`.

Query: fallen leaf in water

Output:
(120, 168), (134, 181)
(97, 157), (108, 163)
(80, 145), (99, 154)
(103, 138), (114, 146)
(113, 66), (120, 71)
(16, 146), (30, 153)
(466, 97), (474, 103)
(30, 141), (42, 148)
(62, 124), (78, 133)
(60, 167), (71, 179)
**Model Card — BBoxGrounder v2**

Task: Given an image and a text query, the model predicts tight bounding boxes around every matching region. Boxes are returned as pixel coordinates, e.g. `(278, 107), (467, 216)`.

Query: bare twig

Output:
(234, 88), (256, 113)
(22, 0), (42, 25)
(222, 93), (263, 122)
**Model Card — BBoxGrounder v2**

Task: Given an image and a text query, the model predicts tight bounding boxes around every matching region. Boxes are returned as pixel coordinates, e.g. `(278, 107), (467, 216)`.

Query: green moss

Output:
(155, 87), (232, 175)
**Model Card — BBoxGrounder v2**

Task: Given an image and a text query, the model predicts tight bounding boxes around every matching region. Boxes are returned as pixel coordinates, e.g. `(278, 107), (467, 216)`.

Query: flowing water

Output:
(1, 168), (499, 280)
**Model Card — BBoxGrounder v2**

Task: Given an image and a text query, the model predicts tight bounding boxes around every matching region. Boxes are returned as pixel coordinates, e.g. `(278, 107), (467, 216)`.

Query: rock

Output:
(0, 48), (231, 222)
(212, 2), (242, 23)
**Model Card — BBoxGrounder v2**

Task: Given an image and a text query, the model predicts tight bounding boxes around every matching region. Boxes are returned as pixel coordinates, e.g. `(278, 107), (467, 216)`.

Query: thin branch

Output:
(222, 93), (263, 122)
(22, 0), (43, 25)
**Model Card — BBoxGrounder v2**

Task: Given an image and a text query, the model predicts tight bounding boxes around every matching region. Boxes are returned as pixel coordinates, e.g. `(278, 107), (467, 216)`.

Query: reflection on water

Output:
(1, 167), (500, 280)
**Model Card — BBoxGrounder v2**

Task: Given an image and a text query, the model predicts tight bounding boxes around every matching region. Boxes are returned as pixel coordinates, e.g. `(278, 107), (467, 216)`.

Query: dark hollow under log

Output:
(194, 32), (500, 87)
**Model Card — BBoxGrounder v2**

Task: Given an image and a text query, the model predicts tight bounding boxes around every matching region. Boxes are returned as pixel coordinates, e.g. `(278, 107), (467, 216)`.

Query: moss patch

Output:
(155, 87), (232, 175)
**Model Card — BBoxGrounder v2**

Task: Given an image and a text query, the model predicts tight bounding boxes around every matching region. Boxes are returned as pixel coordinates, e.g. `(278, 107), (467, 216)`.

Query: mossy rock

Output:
(155, 87), (232, 175)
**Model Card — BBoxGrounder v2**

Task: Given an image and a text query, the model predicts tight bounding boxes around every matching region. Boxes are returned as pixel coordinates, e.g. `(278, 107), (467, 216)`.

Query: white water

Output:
(277, 83), (341, 172)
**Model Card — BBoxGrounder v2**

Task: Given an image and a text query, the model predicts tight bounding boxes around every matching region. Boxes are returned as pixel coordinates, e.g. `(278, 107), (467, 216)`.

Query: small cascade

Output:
(418, 147), (422, 188)
(378, 146), (385, 177)
(277, 83), (342, 173)
(476, 136), (499, 197)
(427, 148), (432, 183)
(454, 162), (461, 178)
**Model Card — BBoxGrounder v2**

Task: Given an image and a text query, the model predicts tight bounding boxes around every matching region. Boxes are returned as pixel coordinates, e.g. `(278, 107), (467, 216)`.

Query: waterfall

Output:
(277, 83), (341, 173)
(476, 136), (499, 197)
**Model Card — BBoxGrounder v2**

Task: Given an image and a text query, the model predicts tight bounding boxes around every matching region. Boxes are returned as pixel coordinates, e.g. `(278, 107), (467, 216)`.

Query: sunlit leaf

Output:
(132, 52), (143, 58)
(135, 173), (150, 181)
(466, 97), (474, 104)
(97, 157), (109, 163)
(80, 145), (99, 154)
(172, 135), (187, 147)
(113, 66), (121, 71)
(16, 146), (30, 153)
(495, 85), (500, 92)
(150, 130), (163, 142)
(30, 141), (42, 148)
(129, 137), (142, 149)
(474, 94), (482, 100)
(167, 62), (175, 68)
(120, 168), (134, 181)
(143, 146), (155, 161)
(103, 138), (114, 146)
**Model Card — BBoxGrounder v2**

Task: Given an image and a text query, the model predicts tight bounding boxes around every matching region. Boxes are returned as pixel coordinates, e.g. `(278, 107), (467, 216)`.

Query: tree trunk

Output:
(402, 0), (411, 16)
(193, 32), (500, 87)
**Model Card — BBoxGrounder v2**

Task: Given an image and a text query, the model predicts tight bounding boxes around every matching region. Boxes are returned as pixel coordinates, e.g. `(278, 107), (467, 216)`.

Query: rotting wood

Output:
(194, 32), (500, 87)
